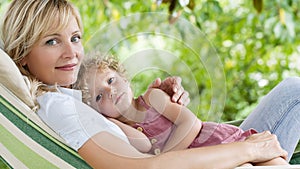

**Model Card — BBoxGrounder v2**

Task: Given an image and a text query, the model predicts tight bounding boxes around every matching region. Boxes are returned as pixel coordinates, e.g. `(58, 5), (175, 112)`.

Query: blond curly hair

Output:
(74, 53), (126, 105)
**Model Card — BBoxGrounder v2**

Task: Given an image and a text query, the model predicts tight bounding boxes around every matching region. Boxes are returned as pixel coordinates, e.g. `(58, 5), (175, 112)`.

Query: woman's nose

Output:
(63, 42), (76, 58)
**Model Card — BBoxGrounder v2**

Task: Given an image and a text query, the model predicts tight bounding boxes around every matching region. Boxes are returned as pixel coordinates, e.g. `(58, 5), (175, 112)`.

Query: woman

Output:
(1, 0), (297, 169)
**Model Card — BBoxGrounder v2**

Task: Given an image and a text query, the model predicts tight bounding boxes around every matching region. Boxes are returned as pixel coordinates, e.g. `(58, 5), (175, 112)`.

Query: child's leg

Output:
(254, 157), (289, 166)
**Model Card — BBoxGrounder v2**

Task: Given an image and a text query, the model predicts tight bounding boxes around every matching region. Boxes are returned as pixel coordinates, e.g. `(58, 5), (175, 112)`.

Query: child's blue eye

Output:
(108, 77), (114, 84)
(46, 39), (57, 45)
(96, 94), (102, 102)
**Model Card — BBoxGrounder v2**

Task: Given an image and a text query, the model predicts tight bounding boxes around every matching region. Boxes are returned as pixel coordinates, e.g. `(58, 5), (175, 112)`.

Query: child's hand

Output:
(148, 76), (190, 106)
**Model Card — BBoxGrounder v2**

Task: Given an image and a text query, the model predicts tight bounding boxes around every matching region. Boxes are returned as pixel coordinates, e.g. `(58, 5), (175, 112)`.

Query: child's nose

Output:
(104, 86), (116, 98)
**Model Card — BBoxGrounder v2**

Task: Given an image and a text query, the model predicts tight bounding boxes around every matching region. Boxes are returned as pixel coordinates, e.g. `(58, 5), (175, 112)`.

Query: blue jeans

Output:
(240, 77), (300, 161)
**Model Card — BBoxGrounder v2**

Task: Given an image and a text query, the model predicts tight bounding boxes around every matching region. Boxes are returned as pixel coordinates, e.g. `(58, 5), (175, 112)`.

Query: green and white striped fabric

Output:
(0, 84), (91, 169)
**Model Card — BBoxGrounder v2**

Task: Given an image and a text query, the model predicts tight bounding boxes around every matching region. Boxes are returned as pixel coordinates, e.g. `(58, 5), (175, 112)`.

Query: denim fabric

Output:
(240, 77), (300, 161)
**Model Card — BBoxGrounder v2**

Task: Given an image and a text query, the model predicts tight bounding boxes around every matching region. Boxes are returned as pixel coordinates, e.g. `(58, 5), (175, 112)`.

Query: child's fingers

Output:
(148, 78), (161, 89)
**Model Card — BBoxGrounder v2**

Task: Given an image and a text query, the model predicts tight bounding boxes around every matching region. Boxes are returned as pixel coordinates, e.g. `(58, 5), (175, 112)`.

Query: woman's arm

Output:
(143, 88), (202, 152)
(254, 157), (289, 166)
(78, 131), (287, 169)
(78, 132), (153, 169)
(108, 118), (152, 153)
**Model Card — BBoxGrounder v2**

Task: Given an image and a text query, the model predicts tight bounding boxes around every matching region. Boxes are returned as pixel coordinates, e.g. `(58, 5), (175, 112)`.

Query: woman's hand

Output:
(245, 131), (288, 163)
(148, 76), (190, 106)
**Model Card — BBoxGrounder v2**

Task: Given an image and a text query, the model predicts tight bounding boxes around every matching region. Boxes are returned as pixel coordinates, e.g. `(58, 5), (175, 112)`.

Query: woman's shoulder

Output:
(35, 88), (130, 150)
(41, 87), (81, 99)
(36, 88), (87, 122)
(37, 87), (82, 104)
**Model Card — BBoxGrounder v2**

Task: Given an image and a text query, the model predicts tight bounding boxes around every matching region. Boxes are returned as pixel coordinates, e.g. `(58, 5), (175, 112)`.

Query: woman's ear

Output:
(20, 57), (27, 66)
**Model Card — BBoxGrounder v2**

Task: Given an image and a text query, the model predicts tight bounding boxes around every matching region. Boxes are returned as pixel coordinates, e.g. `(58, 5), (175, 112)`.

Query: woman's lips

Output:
(55, 63), (77, 71)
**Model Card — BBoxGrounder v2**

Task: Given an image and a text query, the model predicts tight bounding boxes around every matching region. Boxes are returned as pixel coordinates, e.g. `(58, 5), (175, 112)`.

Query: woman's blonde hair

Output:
(74, 53), (126, 105)
(0, 0), (83, 108)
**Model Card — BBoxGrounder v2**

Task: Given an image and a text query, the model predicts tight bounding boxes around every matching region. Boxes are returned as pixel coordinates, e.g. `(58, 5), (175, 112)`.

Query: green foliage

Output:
(71, 0), (300, 122)
(0, 0), (9, 15)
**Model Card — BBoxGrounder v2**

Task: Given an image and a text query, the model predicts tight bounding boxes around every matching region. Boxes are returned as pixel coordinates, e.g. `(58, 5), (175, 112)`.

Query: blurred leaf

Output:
(168, 0), (177, 13)
(279, 8), (285, 24)
(211, 1), (222, 14)
(187, 0), (195, 10)
(274, 22), (283, 38)
(284, 11), (295, 39)
(179, 0), (189, 7)
(253, 0), (263, 13)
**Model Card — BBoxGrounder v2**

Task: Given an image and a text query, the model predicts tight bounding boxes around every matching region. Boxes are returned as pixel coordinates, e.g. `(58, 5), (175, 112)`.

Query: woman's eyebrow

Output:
(73, 30), (81, 34)
(72, 30), (82, 36)
(43, 33), (60, 38)
(43, 30), (81, 39)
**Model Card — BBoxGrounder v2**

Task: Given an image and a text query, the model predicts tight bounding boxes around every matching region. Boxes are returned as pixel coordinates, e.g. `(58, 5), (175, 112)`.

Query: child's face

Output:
(87, 67), (133, 118)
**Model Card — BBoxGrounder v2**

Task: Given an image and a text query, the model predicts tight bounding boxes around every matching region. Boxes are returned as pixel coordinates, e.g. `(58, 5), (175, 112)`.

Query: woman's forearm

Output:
(79, 131), (285, 169)
(158, 132), (288, 169)
(79, 132), (252, 169)
(78, 132), (154, 169)
(156, 142), (252, 169)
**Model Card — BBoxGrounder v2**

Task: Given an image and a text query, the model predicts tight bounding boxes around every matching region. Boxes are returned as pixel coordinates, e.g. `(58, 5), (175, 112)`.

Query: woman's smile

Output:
(55, 63), (78, 71)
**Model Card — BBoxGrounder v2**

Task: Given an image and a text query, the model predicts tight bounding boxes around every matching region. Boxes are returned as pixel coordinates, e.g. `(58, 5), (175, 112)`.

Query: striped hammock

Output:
(0, 84), (91, 169)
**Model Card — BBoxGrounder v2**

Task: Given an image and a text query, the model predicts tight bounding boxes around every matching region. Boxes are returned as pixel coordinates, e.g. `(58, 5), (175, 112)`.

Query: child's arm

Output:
(143, 88), (202, 152)
(108, 118), (152, 153)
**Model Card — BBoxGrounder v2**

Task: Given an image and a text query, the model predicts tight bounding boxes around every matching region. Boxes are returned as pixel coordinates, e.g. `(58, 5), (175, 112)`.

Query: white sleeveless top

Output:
(37, 87), (129, 151)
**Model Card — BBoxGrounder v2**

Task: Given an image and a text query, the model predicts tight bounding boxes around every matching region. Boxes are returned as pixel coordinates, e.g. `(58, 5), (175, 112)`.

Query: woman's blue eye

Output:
(71, 35), (81, 43)
(46, 39), (57, 45)
(108, 77), (114, 84)
(96, 94), (102, 102)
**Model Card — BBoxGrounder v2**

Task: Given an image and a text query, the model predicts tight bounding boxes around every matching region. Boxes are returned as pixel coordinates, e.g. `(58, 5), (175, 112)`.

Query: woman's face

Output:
(22, 16), (84, 86)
